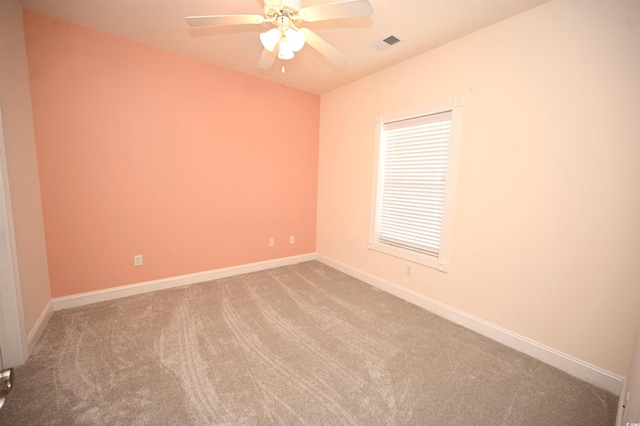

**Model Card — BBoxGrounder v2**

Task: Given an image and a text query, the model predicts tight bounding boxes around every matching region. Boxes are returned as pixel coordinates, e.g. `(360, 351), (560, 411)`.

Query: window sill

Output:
(368, 242), (447, 272)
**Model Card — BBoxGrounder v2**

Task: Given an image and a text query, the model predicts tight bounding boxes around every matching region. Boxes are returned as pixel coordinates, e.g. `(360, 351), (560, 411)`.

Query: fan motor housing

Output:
(264, 0), (302, 18)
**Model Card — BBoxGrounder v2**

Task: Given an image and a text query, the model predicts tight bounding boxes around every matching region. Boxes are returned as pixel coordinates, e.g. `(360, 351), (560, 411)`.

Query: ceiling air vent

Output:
(372, 35), (402, 51)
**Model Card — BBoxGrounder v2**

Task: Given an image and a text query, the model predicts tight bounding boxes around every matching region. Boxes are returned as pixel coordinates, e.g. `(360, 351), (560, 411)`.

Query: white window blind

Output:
(378, 111), (452, 257)
(370, 98), (463, 271)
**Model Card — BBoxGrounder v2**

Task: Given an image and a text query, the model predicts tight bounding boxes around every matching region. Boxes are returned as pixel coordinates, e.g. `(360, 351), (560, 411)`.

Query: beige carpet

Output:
(0, 261), (617, 425)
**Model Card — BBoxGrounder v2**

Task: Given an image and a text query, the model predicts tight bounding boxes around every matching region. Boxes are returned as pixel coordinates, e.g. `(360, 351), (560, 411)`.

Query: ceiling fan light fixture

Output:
(187, 0), (375, 69)
(260, 28), (280, 52)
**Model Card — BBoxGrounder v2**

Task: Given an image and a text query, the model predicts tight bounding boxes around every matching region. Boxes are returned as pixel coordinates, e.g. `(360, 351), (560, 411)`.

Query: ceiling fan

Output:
(185, 0), (373, 70)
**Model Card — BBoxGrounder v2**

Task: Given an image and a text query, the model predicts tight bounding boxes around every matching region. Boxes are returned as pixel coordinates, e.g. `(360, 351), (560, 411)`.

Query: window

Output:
(369, 98), (464, 271)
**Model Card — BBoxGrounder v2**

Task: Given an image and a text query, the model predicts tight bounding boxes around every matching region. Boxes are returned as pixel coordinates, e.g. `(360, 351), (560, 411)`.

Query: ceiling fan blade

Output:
(298, 0), (373, 23)
(299, 28), (348, 66)
(258, 48), (277, 69)
(185, 15), (266, 28)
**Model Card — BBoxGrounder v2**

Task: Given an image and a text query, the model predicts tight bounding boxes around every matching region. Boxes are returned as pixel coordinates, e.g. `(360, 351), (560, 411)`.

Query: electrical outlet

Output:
(269, 238), (274, 247)
(289, 236), (295, 244)
(133, 255), (143, 266)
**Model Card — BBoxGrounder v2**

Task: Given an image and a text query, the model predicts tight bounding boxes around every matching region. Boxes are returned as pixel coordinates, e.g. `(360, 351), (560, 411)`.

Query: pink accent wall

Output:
(23, 10), (319, 298)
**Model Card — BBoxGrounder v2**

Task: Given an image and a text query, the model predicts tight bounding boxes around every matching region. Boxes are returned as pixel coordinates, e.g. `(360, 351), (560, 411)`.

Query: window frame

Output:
(368, 97), (464, 272)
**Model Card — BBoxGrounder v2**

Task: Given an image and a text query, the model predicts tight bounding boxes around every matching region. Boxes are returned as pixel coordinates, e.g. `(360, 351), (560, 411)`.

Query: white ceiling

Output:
(18, 0), (549, 95)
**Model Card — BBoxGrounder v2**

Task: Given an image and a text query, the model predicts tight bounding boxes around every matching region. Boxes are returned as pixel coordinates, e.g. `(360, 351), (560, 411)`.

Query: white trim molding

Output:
(27, 299), (53, 355)
(53, 253), (316, 311)
(316, 254), (624, 395)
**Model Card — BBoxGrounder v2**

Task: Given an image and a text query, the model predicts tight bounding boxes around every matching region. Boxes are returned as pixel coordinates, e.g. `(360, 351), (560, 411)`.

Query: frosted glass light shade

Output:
(278, 43), (295, 60)
(284, 28), (305, 52)
(260, 28), (280, 52)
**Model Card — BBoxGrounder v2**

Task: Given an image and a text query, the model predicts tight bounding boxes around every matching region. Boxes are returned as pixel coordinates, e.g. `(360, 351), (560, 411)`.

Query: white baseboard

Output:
(316, 254), (624, 396)
(27, 299), (53, 355)
(53, 253), (316, 311)
(49, 252), (623, 395)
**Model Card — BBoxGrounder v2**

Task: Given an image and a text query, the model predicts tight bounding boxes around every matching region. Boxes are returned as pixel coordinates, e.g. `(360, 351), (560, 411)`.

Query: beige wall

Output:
(317, 0), (639, 377)
(0, 0), (51, 337)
